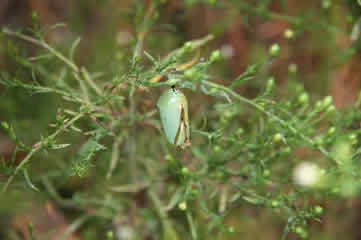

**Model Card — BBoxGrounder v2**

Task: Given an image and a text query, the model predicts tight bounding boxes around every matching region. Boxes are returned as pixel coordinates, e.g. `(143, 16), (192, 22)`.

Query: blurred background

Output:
(1, 0), (361, 239)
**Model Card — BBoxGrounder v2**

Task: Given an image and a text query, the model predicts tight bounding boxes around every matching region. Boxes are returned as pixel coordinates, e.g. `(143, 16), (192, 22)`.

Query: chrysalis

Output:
(157, 86), (190, 147)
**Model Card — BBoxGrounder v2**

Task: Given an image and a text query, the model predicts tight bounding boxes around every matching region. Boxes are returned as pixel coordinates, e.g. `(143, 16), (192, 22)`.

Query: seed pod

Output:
(157, 86), (190, 147)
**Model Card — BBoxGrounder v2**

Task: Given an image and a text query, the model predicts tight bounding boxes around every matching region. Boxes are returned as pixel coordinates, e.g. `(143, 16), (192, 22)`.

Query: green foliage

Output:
(1, 1), (361, 239)
(70, 132), (106, 177)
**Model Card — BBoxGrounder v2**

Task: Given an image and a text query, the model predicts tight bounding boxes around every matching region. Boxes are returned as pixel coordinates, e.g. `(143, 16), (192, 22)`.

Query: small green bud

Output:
(178, 201), (187, 210)
(314, 205), (323, 215)
(184, 68), (196, 80)
(331, 187), (340, 194)
(228, 226), (235, 233)
(295, 226), (308, 238)
(314, 136), (324, 145)
(191, 188), (200, 196)
(223, 111), (233, 119)
(323, 96), (333, 107)
(282, 146), (291, 154)
(1, 121), (9, 130)
(266, 77), (275, 92)
(349, 134), (357, 144)
(328, 127), (336, 135)
(213, 145), (221, 153)
(269, 43), (280, 57)
(236, 128), (244, 136)
(300, 231), (308, 238)
(298, 93), (309, 104)
(326, 105), (335, 113)
(288, 63), (297, 74)
(165, 154), (173, 161)
(315, 100), (323, 109)
(322, 0), (331, 9)
(295, 227), (303, 235)
(271, 200), (279, 208)
(181, 167), (189, 175)
(107, 231), (114, 240)
(283, 29), (294, 39)
(184, 41), (193, 51)
(210, 50), (221, 62)
(167, 78), (179, 86)
(263, 169), (270, 177)
(273, 133), (284, 143)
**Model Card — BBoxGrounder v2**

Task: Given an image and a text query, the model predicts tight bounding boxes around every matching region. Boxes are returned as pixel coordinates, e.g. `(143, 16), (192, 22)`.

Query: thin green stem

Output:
(2, 112), (84, 192)
(3, 28), (79, 72)
(74, 72), (90, 103)
(106, 139), (120, 180)
(201, 80), (334, 162)
(127, 2), (157, 183)
(81, 67), (103, 96)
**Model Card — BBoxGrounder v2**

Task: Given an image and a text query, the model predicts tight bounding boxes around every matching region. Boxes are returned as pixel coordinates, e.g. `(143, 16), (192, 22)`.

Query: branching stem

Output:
(3, 28), (79, 72)
(201, 80), (334, 162)
(2, 112), (84, 192)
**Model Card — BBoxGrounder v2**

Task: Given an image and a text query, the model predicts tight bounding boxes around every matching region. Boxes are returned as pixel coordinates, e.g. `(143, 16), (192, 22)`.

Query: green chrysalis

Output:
(157, 86), (190, 147)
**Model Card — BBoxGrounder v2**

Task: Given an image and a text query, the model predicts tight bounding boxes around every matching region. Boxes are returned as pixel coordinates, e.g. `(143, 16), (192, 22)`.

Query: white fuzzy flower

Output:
(293, 162), (321, 187)
(220, 45), (235, 59)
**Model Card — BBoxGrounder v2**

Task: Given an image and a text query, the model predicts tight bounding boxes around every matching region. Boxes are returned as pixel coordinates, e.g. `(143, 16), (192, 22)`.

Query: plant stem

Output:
(201, 80), (335, 162)
(81, 67), (103, 96)
(128, 2), (156, 183)
(1, 112), (84, 192)
(106, 139), (120, 180)
(3, 28), (79, 72)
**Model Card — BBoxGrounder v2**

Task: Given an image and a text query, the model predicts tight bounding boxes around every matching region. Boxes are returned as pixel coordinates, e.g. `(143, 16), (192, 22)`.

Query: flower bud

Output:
(349, 134), (357, 144)
(298, 93), (309, 104)
(288, 63), (297, 74)
(184, 41), (193, 51)
(178, 201), (187, 211)
(328, 127), (336, 135)
(271, 200), (279, 208)
(273, 133), (284, 143)
(284, 29), (294, 39)
(314, 205), (323, 215)
(293, 162), (322, 187)
(269, 44), (280, 57)
(184, 68), (196, 80)
(326, 105), (335, 113)
(322, 0), (331, 9)
(266, 77), (275, 92)
(210, 50), (221, 62)
(213, 145), (221, 153)
(181, 167), (189, 175)
(323, 96), (333, 107)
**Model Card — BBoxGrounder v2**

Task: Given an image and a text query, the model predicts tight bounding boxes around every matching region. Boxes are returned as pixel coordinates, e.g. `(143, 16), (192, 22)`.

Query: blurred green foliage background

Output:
(1, 0), (361, 239)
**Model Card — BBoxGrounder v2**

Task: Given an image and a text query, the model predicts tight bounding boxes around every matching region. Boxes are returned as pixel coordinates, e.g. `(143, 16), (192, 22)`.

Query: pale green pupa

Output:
(157, 86), (190, 147)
